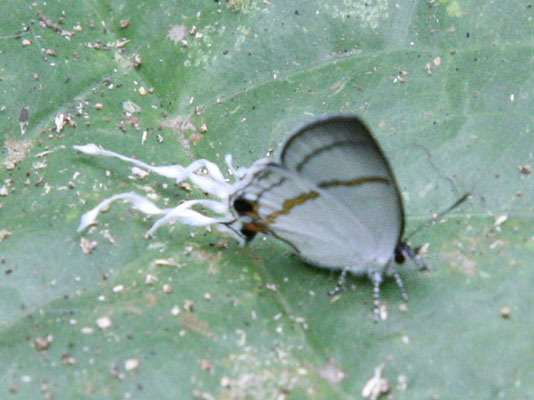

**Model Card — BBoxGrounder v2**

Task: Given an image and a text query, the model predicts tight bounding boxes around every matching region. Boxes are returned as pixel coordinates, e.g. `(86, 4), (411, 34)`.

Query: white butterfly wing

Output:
(279, 116), (404, 267)
(231, 164), (379, 270)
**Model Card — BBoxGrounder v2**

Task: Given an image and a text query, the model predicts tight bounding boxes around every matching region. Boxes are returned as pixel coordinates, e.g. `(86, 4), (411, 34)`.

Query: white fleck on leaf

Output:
(55, 112), (67, 132)
(122, 101), (141, 113)
(112, 285), (124, 293)
(96, 316), (112, 329)
(362, 364), (390, 400)
(80, 237), (98, 254)
(167, 25), (188, 44)
(317, 359), (345, 384)
(494, 215), (508, 227)
(125, 358), (139, 371)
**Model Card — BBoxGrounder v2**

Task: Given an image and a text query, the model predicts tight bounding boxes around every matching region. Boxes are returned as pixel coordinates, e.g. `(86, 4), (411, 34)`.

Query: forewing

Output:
(279, 115), (403, 264)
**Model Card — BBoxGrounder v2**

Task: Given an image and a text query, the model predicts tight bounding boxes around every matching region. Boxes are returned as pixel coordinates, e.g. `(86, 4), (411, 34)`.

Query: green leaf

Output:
(1, 1), (532, 399)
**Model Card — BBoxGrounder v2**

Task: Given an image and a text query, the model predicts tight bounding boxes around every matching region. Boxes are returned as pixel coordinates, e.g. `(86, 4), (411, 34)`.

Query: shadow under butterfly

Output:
(74, 115), (468, 322)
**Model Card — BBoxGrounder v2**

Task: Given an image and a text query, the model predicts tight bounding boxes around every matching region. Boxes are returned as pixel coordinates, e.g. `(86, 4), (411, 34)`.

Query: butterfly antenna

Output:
(404, 192), (471, 241)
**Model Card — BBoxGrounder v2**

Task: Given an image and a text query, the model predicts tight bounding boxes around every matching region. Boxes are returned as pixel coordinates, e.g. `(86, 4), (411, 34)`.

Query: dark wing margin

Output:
(279, 115), (404, 260)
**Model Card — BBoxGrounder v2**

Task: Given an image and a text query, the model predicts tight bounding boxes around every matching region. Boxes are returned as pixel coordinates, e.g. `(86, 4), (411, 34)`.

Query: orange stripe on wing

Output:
(317, 176), (389, 189)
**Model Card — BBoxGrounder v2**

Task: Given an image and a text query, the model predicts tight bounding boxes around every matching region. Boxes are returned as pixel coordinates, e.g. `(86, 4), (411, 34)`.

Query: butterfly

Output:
(75, 115), (467, 321)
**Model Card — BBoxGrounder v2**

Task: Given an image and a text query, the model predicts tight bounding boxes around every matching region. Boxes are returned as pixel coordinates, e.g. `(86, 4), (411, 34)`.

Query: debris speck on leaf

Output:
(108, 38), (130, 48)
(329, 294), (341, 303)
(19, 106), (29, 134)
(35, 150), (55, 158)
(362, 364), (390, 400)
(417, 242), (429, 255)
(80, 237), (98, 254)
(34, 335), (53, 351)
(54, 112), (77, 132)
(122, 101), (142, 116)
(61, 353), (76, 365)
(133, 53), (142, 67)
(96, 316), (112, 329)
(494, 215), (508, 227)
(102, 229), (115, 243)
(32, 160), (47, 170)
(112, 285), (124, 293)
(183, 299), (194, 312)
(200, 359), (213, 372)
(125, 358), (139, 371)
(167, 25), (188, 44)
(220, 376), (231, 388)
(179, 182), (192, 191)
(153, 258), (178, 267)
(162, 284), (173, 293)
(317, 359), (346, 384)
(461, 257), (477, 276)
(397, 374), (408, 391)
(379, 303), (388, 320)
(0, 230), (11, 242)
(38, 11), (74, 37)
(5, 139), (32, 164)
(489, 239), (504, 250)
(145, 274), (158, 285)
(184, 246), (193, 255)
(160, 115), (197, 150)
(188, 133), (204, 144)
(518, 165), (531, 174)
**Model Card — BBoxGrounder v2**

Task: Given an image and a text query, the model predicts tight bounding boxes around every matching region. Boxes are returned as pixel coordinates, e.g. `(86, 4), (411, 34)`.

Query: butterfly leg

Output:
(328, 268), (348, 296)
(372, 272), (383, 323)
(390, 266), (408, 302)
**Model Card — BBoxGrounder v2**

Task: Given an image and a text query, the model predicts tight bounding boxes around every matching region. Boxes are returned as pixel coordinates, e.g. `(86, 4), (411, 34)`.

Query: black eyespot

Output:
(240, 228), (257, 242)
(394, 244), (406, 264)
(233, 197), (254, 214)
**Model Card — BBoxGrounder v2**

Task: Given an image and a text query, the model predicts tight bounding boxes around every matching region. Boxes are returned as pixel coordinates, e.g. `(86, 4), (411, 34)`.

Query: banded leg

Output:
(372, 272), (383, 323)
(328, 268), (348, 296)
(390, 266), (408, 302)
